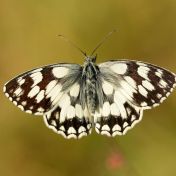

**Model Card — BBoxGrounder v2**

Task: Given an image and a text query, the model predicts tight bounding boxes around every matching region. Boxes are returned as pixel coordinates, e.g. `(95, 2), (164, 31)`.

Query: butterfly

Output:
(3, 56), (176, 139)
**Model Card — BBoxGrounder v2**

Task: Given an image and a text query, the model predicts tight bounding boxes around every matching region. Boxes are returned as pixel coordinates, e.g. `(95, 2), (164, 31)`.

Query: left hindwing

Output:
(44, 88), (92, 139)
(94, 60), (176, 136)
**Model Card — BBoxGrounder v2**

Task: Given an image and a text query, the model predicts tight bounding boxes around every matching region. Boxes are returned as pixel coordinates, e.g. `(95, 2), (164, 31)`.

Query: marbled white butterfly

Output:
(3, 33), (176, 139)
(3, 57), (176, 139)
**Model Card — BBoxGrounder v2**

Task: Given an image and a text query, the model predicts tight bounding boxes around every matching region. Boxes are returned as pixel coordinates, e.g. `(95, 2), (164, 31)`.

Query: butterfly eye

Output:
(92, 56), (97, 63)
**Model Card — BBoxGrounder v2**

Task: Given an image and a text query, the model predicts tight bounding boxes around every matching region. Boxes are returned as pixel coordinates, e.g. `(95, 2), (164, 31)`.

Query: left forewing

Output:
(3, 64), (82, 115)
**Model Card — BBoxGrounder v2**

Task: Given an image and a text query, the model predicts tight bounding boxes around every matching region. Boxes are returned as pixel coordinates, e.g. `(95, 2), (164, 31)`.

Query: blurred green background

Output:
(1, 0), (176, 176)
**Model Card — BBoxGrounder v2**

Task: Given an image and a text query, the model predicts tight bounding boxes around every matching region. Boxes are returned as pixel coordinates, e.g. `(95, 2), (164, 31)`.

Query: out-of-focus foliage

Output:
(0, 0), (176, 176)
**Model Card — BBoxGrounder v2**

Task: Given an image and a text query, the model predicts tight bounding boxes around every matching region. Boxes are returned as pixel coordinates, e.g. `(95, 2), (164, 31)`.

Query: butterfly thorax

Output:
(83, 57), (98, 114)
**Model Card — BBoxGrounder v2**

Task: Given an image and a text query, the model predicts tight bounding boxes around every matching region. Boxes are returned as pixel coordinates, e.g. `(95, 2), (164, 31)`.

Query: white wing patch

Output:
(137, 65), (150, 80)
(45, 80), (58, 95)
(142, 80), (155, 91)
(28, 86), (40, 98)
(30, 72), (43, 87)
(110, 63), (127, 74)
(52, 67), (69, 78)
(102, 81), (113, 95)
(70, 83), (80, 97)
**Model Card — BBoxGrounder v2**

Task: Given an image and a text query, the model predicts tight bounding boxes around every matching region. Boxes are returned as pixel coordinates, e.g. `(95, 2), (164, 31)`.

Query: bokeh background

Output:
(1, 0), (176, 176)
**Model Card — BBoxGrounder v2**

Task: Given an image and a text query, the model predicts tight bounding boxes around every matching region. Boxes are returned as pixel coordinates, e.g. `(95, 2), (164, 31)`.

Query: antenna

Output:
(57, 34), (87, 57)
(90, 29), (117, 56)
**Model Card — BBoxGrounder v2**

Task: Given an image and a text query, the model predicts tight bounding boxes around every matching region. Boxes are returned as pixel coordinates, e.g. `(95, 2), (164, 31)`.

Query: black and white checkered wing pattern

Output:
(95, 60), (176, 136)
(44, 85), (92, 139)
(3, 64), (92, 139)
(3, 64), (80, 114)
(3, 59), (176, 139)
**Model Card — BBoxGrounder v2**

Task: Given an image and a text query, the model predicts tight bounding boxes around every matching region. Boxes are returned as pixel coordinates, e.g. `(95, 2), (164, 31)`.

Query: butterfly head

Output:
(85, 55), (97, 64)
(82, 55), (98, 77)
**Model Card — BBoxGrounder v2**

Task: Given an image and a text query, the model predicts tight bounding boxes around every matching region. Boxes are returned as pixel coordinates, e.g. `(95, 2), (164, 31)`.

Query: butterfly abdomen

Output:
(86, 78), (97, 113)
(84, 64), (99, 114)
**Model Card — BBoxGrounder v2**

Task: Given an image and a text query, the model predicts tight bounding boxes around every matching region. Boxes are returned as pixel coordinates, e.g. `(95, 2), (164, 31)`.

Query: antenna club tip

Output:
(57, 34), (63, 37)
(112, 29), (118, 33)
